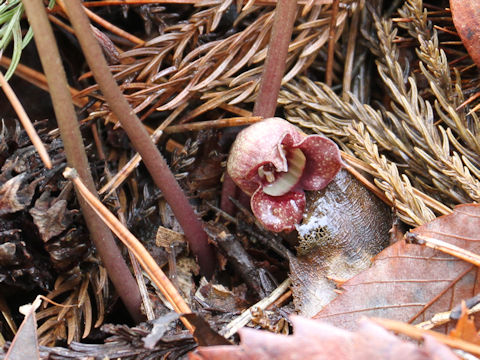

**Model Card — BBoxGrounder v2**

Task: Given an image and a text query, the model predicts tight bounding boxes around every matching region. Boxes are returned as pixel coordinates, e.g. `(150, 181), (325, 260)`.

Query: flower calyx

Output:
(227, 117), (343, 232)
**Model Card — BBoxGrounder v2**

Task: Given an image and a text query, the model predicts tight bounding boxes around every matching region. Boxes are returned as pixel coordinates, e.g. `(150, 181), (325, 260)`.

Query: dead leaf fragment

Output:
(451, 0), (480, 68)
(315, 204), (480, 329)
(0, 174), (36, 215)
(449, 302), (480, 345)
(29, 191), (75, 242)
(189, 316), (457, 360)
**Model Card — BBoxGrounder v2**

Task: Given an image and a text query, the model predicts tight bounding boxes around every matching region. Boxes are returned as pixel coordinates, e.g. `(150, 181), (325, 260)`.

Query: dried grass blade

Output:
(81, 293), (93, 339)
(407, 232), (480, 267)
(0, 71), (52, 169)
(164, 116), (263, 134)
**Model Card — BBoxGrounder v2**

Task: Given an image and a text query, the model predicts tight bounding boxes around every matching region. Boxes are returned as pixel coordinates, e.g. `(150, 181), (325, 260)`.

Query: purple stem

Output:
(62, 0), (216, 278)
(253, 0), (298, 118)
(22, 0), (144, 322)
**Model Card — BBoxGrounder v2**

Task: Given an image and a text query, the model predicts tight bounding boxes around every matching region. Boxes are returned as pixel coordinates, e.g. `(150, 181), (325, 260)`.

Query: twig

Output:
(406, 232), (480, 267)
(268, 289), (292, 309)
(22, 0), (144, 322)
(63, 168), (195, 333)
(63, 0), (216, 277)
(0, 71), (52, 169)
(164, 116), (263, 134)
(416, 301), (480, 330)
(221, 278), (291, 339)
(373, 317), (480, 356)
(204, 223), (267, 297)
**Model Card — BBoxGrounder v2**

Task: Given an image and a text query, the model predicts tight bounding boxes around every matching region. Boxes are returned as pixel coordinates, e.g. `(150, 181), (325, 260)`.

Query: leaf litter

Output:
(2, 0), (480, 359)
(315, 204), (480, 330)
(191, 316), (458, 360)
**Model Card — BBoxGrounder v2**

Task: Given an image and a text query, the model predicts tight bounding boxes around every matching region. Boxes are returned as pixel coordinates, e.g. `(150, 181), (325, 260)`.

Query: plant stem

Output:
(252, 0), (298, 118)
(62, 0), (216, 278)
(22, 0), (144, 322)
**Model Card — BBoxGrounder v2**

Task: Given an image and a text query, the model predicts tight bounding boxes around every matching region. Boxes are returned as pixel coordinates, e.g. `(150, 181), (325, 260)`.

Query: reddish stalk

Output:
(22, 0), (144, 322)
(252, 0), (298, 118)
(63, 0), (216, 278)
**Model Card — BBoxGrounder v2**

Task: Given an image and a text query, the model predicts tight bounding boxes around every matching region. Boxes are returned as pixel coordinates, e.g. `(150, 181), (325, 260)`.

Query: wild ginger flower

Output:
(227, 117), (342, 232)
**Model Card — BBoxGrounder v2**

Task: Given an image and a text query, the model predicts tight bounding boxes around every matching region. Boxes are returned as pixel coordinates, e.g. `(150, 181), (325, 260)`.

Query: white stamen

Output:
(265, 170), (275, 183)
(258, 166), (276, 183)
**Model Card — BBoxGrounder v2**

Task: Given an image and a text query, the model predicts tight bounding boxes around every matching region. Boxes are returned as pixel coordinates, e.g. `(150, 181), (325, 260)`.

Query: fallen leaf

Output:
(449, 302), (480, 345)
(451, 0), (480, 68)
(291, 169), (392, 317)
(189, 316), (457, 360)
(315, 204), (480, 330)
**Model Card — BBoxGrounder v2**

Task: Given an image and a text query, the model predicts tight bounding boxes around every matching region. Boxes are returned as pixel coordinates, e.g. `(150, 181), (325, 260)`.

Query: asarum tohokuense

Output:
(227, 117), (343, 232)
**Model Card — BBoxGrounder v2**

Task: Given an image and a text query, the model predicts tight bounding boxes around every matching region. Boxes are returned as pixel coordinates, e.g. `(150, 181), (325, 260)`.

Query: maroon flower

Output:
(227, 118), (342, 232)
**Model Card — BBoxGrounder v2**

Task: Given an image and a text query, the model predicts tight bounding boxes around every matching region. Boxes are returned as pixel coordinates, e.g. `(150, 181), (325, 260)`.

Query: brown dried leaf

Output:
(0, 174), (36, 215)
(449, 302), (480, 345)
(315, 204), (480, 329)
(29, 192), (75, 242)
(189, 316), (457, 360)
(451, 0), (480, 68)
